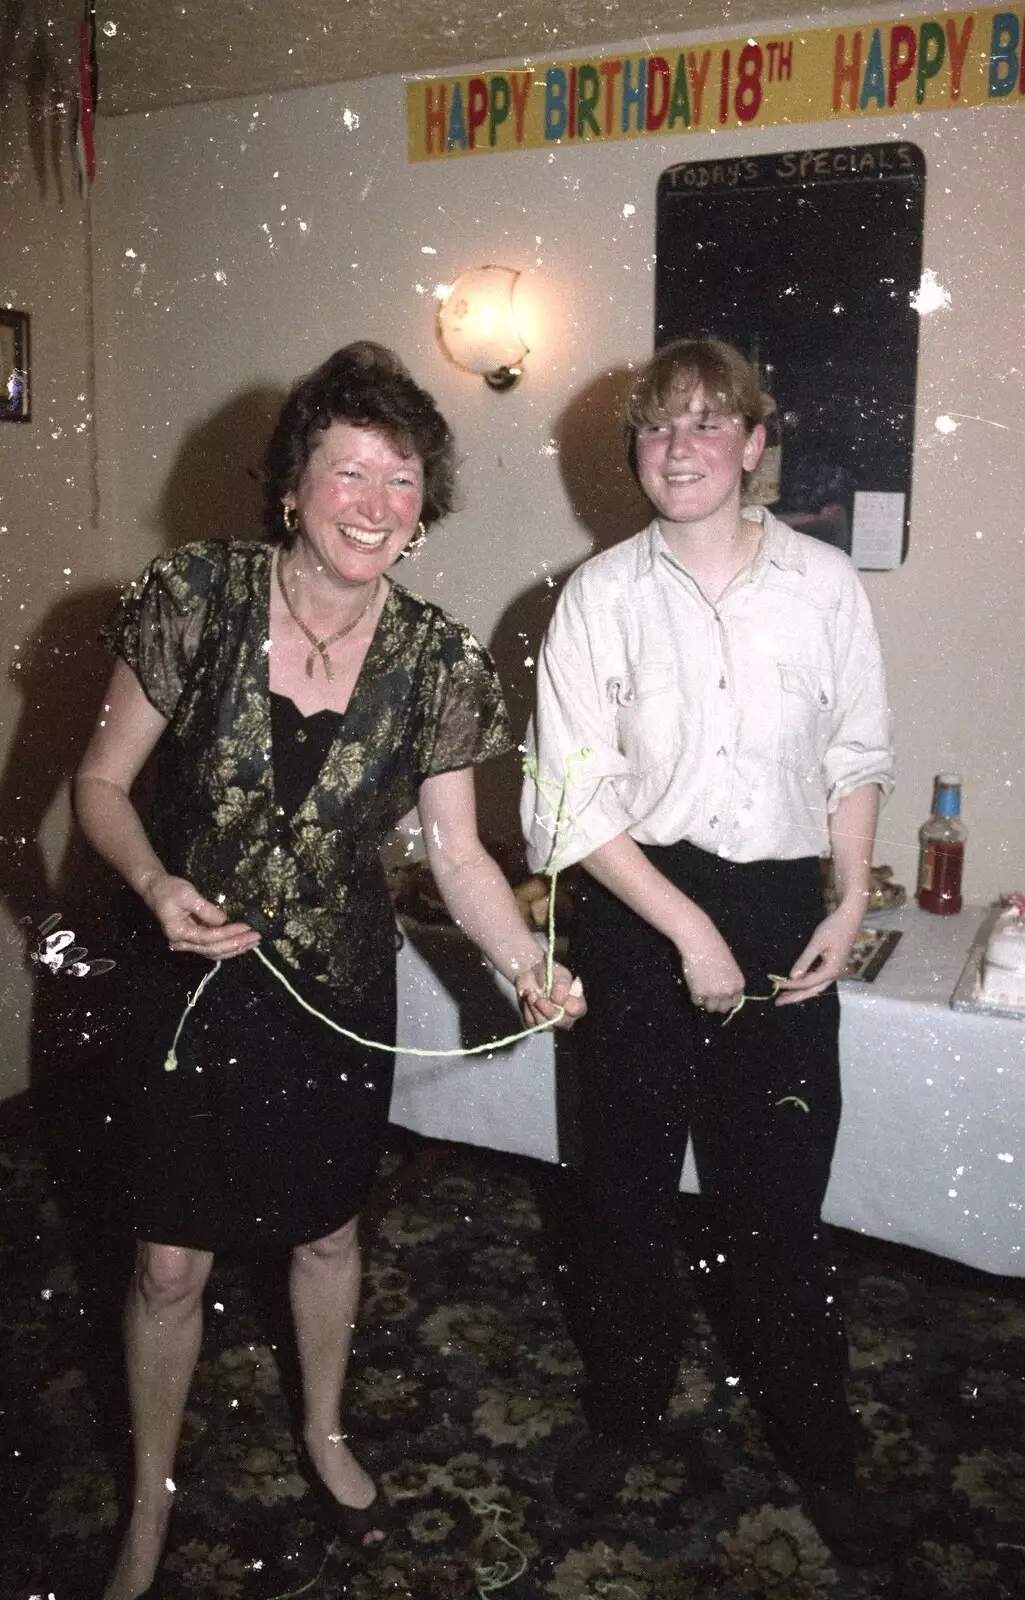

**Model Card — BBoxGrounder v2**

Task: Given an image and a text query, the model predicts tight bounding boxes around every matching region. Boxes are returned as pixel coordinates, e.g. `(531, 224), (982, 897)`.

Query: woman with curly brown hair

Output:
(75, 341), (584, 1600)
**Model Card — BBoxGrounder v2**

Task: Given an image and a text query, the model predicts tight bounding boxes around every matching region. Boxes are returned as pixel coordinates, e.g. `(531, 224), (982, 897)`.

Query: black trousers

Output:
(567, 841), (857, 1486)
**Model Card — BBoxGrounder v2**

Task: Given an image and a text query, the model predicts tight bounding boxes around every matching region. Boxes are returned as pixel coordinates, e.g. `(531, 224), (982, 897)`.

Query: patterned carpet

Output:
(3, 1111), (1025, 1600)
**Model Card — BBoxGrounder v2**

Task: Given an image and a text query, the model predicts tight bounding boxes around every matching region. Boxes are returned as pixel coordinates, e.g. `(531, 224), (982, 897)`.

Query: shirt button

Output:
(709, 816), (719, 828)
(275, 805), (285, 818)
(262, 901), (275, 917)
(718, 675), (726, 689)
(717, 745), (727, 758)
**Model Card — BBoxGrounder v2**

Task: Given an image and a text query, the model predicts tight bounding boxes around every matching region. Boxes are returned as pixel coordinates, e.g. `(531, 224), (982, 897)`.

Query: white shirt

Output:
(521, 508), (894, 873)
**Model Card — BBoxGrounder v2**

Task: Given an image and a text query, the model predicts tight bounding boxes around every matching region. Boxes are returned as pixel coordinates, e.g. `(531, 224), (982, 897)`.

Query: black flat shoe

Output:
(296, 1446), (395, 1550)
(801, 1483), (916, 1566)
(552, 1430), (654, 1508)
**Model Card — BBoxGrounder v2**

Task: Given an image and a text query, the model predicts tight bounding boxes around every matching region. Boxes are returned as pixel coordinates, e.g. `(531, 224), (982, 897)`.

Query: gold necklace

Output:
(276, 550), (379, 682)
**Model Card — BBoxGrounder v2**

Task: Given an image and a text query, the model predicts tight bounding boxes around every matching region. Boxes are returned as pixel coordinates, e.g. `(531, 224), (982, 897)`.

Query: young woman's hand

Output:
(514, 961), (586, 1030)
(679, 926), (746, 1014)
(774, 899), (863, 1005)
(141, 871), (261, 961)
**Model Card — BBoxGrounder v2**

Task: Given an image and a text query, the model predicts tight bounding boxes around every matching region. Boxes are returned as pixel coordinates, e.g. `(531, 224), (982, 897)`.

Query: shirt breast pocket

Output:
(610, 664), (679, 774)
(777, 663), (834, 775)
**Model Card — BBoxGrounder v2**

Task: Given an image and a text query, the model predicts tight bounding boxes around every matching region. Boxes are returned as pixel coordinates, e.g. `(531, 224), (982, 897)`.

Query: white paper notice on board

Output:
(851, 491), (905, 569)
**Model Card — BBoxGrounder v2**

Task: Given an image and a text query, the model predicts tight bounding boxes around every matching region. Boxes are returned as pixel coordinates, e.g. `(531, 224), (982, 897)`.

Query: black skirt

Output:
(119, 941), (396, 1251)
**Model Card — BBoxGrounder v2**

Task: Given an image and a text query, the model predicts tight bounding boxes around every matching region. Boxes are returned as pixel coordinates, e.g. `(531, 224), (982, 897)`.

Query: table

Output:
(390, 906), (1024, 1277)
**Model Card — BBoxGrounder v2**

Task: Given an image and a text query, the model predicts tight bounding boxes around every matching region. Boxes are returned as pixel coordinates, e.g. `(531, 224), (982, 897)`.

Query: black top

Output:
(268, 691), (346, 823)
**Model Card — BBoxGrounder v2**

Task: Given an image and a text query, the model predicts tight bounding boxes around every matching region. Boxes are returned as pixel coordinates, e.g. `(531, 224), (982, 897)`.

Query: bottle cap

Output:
(937, 772), (962, 786)
(935, 780), (961, 819)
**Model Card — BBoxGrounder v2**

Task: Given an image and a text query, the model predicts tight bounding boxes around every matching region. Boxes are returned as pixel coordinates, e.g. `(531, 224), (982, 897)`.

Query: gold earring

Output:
(282, 503), (299, 536)
(402, 521), (427, 558)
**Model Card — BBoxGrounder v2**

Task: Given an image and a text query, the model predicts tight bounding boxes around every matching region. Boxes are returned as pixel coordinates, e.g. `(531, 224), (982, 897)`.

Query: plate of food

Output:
(823, 862), (905, 918)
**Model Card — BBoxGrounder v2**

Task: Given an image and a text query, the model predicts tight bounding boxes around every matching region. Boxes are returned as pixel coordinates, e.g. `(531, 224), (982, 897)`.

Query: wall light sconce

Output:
(436, 265), (528, 391)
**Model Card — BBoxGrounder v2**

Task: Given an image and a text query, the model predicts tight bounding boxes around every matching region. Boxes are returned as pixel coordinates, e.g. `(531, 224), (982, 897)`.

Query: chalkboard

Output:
(655, 142), (926, 568)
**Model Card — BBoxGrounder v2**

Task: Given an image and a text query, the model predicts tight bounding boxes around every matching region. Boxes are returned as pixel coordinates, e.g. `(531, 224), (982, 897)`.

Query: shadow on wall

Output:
(1, 383), (287, 1114)
(155, 385), (285, 547)
(1, 0), (74, 207)
(477, 368), (650, 850)
(0, 588), (119, 947)
(0, 384), (286, 1025)
(0, 583), (135, 1455)
(554, 366), (651, 552)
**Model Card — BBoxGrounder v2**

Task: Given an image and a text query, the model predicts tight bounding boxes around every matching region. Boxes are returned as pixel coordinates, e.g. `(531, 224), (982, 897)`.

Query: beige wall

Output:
(95, 59), (1025, 888)
(2, 11), (1023, 1098)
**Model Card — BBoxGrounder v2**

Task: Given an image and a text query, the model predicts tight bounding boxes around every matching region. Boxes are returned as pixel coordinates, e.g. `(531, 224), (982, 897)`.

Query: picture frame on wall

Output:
(0, 309), (31, 422)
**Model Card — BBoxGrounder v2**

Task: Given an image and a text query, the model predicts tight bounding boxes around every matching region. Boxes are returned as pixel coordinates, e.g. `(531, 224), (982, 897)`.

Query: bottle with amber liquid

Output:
(916, 774), (966, 914)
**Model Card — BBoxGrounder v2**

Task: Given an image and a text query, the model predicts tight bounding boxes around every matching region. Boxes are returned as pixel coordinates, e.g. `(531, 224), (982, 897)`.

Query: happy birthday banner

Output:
(407, 8), (1025, 160)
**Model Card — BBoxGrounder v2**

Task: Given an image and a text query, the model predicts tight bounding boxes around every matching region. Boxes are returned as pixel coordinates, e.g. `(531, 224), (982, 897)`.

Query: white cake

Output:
(978, 903), (1025, 1008)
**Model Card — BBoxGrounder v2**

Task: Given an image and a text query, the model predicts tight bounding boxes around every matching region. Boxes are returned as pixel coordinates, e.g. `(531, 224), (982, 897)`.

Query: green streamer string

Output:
(163, 943), (564, 1071)
(262, 1553), (330, 1600)
(522, 746), (591, 997)
(720, 973), (812, 1109)
(163, 960), (223, 1071)
(468, 1494), (529, 1597)
(164, 748), (593, 1071)
(258, 1495), (527, 1600)
(255, 944), (565, 1055)
(722, 973), (786, 1027)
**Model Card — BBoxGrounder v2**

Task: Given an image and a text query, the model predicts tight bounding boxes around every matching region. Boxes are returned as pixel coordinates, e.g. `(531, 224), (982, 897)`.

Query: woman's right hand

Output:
(141, 871), (261, 961)
(679, 923), (745, 1015)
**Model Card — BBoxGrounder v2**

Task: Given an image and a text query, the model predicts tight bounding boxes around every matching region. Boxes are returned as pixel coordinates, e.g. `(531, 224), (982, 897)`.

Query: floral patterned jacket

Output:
(102, 540), (512, 1001)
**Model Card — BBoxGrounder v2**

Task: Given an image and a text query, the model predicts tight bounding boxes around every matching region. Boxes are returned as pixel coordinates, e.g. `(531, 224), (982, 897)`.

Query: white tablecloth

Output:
(391, 906), (1024, 1277)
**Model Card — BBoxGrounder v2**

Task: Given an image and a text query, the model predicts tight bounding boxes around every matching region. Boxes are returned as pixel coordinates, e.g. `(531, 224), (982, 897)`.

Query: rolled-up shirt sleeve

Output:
(824, 575), (895, 809)
(520, 578), (635, 873)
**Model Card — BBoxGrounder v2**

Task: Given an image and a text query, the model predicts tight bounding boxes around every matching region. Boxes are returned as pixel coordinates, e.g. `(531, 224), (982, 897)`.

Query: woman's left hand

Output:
(774, 899), (864, 1006)
(515, 961), (586, 1030)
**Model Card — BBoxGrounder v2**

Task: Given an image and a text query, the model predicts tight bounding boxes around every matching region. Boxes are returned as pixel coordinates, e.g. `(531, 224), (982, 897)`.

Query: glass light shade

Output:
(437, 266), (528, 384)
